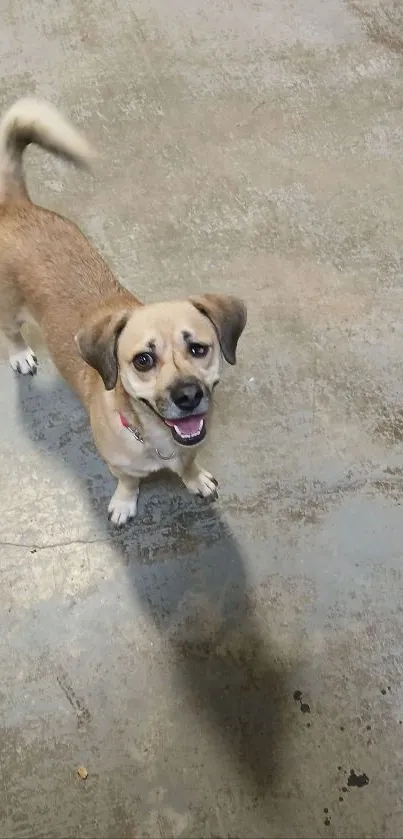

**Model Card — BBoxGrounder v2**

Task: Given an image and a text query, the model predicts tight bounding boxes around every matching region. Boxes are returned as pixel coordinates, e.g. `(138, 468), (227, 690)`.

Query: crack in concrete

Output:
(0, 537), (110, 552)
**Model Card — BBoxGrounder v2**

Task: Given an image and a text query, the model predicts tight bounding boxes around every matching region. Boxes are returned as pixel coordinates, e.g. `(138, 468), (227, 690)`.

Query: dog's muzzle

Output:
(162, 378), (209, 446)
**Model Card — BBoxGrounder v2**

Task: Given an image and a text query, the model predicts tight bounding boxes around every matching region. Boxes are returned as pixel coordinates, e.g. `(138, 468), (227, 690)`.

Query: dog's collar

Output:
(119, 411), (145, 443)
(118, 412), (176, 461)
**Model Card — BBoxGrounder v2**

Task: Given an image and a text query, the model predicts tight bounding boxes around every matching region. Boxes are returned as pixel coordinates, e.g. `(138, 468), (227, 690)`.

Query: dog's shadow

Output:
(15, 370), (292, 796)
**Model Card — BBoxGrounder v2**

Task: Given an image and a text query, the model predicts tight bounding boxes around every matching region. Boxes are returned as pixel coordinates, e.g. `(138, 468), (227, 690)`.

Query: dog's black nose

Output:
(171, 380), (204, 412)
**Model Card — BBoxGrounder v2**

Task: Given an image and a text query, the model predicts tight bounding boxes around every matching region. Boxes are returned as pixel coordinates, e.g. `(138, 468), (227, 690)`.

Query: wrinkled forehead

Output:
(118, 300), (216, 356)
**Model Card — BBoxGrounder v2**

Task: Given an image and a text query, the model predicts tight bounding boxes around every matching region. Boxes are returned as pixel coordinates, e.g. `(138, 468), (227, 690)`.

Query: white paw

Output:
(9, 346), (38, 376)
(108, 493), (138, 528)
(185, 468), (218, 500)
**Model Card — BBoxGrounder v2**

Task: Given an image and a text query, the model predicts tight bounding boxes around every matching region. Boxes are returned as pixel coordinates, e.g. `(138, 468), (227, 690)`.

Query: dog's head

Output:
(76, 294), (246, 446)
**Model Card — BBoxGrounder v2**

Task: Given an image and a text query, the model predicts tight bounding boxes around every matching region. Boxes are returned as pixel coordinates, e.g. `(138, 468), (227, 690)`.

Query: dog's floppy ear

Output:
(189, 294), (247, 364)
(75, 310), (129, 390)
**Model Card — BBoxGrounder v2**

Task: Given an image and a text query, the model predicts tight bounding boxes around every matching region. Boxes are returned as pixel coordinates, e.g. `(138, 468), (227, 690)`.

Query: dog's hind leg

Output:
(0, 285), (38, 375)
(7, 330), (37, 375)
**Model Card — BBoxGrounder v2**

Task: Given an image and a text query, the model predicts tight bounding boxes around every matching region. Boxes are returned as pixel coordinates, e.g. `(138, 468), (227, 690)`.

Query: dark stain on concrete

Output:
(293, 690), (311, 714)
(288, 506), (321, 525)
(346, 0), (403, 54)
(347, 769), (370, 788)
(56, 668), (91, 728)
(374, 407), (403, 445)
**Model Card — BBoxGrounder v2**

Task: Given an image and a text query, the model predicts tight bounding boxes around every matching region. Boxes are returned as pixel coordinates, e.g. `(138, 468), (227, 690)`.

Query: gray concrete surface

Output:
(1, 0), (403, 836)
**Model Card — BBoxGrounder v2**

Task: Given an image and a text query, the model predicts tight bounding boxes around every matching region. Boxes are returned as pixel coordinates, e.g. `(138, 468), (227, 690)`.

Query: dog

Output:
(0, 98), (247, 526)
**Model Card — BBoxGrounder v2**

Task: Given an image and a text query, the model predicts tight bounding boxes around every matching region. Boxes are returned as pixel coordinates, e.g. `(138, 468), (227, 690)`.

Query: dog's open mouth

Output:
(164, 414), (206, 446)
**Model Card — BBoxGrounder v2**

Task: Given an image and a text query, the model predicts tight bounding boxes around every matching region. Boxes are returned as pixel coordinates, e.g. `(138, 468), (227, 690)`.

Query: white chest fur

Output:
(108, 421), (183, 477)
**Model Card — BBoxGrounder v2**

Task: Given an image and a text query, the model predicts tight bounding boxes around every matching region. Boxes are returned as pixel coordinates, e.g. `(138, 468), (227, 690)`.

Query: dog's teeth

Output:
(174, 422), (204, 439)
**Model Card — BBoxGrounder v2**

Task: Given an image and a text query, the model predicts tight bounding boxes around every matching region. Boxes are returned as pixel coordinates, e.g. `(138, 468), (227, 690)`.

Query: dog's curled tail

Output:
(0, 97), (94, 203)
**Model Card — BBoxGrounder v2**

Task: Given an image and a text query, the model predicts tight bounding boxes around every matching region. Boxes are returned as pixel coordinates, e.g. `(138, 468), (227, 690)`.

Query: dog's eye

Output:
(133, 352), (155, 371)
(189, 343), (209, 358)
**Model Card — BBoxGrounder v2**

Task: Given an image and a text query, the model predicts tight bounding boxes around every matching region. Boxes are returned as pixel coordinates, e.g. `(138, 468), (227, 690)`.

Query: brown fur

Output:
(0, 98), (247, 526)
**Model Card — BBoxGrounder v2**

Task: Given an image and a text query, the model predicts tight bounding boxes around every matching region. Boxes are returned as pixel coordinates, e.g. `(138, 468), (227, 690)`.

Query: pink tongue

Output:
(165, 415), (204, 436)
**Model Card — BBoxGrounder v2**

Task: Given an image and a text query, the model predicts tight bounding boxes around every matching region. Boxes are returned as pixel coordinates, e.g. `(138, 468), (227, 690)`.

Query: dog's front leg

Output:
(178, 454), (218, 501)
(107, 467), (140, 528)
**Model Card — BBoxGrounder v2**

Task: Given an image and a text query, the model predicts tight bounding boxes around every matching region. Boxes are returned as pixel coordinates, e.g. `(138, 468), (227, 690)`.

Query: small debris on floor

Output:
(77, 766), (88, 780)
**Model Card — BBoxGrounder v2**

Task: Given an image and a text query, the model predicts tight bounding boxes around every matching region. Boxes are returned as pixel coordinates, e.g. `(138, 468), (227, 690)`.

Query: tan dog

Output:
(0, 99), (246, 526)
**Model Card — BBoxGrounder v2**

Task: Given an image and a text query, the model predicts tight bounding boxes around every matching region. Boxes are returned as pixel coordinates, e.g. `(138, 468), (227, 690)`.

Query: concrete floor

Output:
(1, 0), (403, 836)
